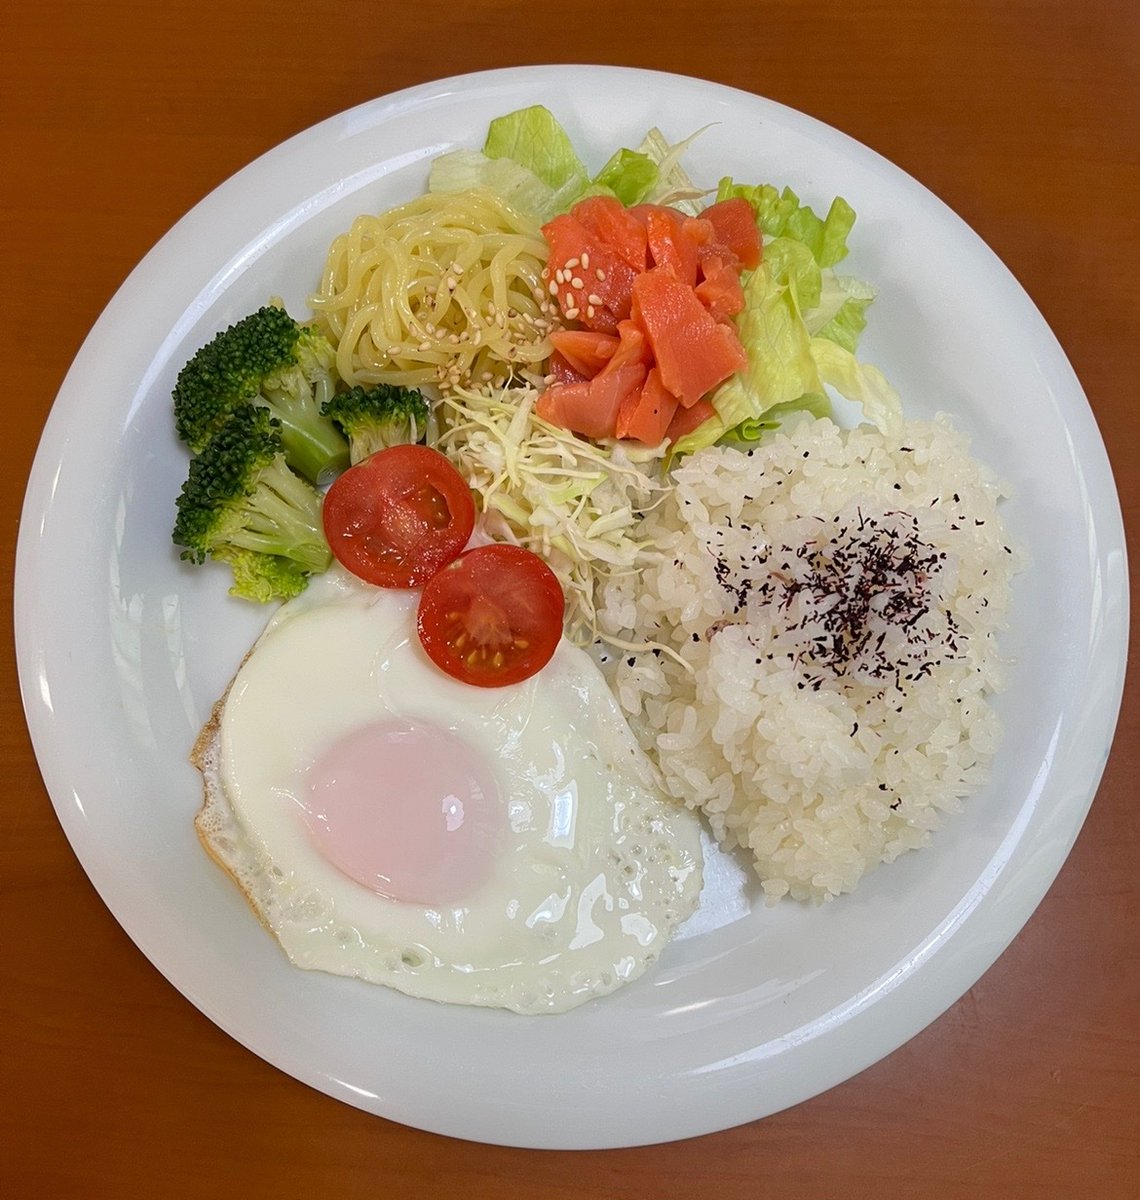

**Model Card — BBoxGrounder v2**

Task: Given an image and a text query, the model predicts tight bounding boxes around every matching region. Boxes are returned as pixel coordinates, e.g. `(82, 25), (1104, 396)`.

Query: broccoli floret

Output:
(212, 545), (312, 603)
(212, 547), (312, 604)
(172, 405), (332, 602)
(321, 383), (430, 464)
(172, 304), (349, 484)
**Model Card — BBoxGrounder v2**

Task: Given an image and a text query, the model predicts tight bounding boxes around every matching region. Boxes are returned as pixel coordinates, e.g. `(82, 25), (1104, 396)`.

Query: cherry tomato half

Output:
(416, 544), (565, 687)
(322, 445), (475, 588)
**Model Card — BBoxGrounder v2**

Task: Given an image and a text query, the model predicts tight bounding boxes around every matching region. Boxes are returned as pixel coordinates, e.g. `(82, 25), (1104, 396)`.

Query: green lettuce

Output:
(593, 147), (660, 207)
(716, 178), (856, 267)
(760, 239), (876, 352)
(428, 148), (565, 220)
(482, 105), (590, 194)
(671, 256), (829, 456)
(725, 393), (833, 445)
(430, 106), (592, 220)
(809, 273), (875, 351)
(673, 180), (899, 455)
(809, 336), (903, 436)
(429, 106), (708, 221)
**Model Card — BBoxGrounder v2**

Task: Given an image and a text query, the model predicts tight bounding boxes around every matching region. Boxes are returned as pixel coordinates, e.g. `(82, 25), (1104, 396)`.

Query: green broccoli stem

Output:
(348, 429), (395, 465)
(239, 464), (331, 573)
(270, 409), (350, 486)
(225, 526), (327, 573)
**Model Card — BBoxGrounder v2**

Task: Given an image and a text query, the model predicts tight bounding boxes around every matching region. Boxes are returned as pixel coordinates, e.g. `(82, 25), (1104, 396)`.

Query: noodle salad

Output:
(311, 190), (554, 395)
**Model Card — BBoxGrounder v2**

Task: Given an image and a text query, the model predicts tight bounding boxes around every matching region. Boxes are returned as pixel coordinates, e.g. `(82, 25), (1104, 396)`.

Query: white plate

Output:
(15, 66), (1128, 1149)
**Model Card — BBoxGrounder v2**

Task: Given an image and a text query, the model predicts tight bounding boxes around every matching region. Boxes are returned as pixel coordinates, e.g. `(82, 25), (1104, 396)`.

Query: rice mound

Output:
(596, 414), (1019, 903)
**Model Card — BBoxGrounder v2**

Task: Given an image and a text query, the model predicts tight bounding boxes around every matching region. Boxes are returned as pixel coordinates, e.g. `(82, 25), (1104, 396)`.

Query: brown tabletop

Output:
(3, 1), (1137, 1195)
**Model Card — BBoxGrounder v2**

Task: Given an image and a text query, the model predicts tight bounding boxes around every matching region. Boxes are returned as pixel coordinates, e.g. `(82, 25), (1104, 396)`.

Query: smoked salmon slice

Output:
(539, 194), (759, 445)
(535, 361), (647, 441)
(549, 330), (620, 377)
(615, 366), (681, 445)
(631, 267), (747, 406)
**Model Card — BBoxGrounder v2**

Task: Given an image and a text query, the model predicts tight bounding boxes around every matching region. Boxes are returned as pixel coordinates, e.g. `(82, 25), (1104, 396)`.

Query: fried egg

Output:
(194, 566), (703, 1014)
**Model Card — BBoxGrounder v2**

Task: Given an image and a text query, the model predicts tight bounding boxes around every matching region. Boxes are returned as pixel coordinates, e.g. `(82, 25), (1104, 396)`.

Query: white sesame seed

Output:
(581, 252), (590, 269)
(571, 276), (584, 289)
(595, 267), (606, 281)
(565, 307), (580, 320)
(564, 257), (579, 270)
(586, 305), (595, 318)
(452, 262), (464, 275)
(587, 293), (603, 306)
(548, 280), (559, 295)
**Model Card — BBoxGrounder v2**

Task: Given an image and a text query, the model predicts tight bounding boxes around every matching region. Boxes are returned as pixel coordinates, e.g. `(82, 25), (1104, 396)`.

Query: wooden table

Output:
(3, 2), (1136, 1195)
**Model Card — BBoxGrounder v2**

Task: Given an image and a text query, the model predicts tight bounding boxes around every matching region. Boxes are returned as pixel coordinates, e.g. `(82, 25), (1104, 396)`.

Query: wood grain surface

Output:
(2, 1), (1136, 1196)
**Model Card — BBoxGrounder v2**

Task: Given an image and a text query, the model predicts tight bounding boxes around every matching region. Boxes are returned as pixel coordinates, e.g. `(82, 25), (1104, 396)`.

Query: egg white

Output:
(196, 566), (704, 1014)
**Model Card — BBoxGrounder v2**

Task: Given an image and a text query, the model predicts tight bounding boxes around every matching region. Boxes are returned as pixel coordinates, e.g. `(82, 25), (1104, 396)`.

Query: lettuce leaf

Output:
(716, 178), (856, 267)
(436, 107), (711, 222)
(670, 257), (830, 457)
(428, 148), (561, 218)
(593, 147), (659, 207)
(482, 105), (590, 195)
(809, 337), (903, 435)
(764, 236), (822, 312)
(672, 188), (899, 456)
(716, 262), (823, 422)
(720, 393), (833, 448)
(808, 272), (876, 351)
(669, 392), (832, 459)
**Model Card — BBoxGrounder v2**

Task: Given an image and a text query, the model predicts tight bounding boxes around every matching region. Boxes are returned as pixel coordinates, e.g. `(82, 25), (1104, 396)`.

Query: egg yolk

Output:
(299, 720), (501, 905)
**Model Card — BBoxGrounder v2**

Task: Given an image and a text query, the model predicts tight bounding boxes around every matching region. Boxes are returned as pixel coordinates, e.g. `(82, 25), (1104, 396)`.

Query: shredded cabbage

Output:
(434, 385), (670, 646)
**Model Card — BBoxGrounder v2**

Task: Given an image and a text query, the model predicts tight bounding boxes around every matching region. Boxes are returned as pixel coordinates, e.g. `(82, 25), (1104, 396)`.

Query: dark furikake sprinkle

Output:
(705, 506), (964, 694)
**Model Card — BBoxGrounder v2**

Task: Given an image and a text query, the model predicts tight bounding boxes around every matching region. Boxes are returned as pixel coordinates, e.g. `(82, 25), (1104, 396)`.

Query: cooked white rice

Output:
(595, 414), (1020, 903)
